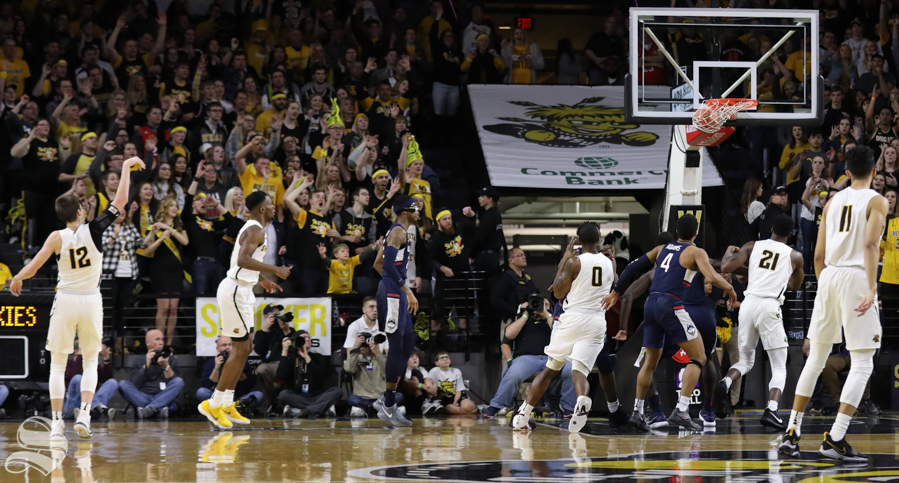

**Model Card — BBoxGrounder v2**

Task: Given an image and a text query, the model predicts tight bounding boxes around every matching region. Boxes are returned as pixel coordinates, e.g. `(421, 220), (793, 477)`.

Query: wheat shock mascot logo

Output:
(483, 97), (659, 148)
(347, 450), (899, 482)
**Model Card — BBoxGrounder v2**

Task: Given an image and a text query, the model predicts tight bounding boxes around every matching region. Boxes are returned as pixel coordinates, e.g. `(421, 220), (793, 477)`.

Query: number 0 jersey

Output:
(57, 205), (120, 290)
(562, 252), (614, 313)
(227, 220), (268, 286)
(745, 239), (794, 303)
(824, 188), (881, 269)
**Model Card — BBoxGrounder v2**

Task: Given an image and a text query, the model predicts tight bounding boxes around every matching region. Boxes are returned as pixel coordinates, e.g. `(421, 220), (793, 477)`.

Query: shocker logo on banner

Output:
(482, 97), (659, 148)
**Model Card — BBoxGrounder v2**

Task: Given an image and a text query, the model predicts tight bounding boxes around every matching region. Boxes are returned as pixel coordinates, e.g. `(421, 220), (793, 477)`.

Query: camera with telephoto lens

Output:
(151, 345), (174, 365)
(351, 332), (387, 353)
(275, 312), (294, 324)
(517, 293), (545, 318)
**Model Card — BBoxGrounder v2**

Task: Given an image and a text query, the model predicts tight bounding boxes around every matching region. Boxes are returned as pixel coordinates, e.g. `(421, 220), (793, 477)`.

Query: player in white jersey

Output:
(199, 191), (291, 429)
(778, 146), (888, 462)
(720, 214), (804, 430)
(11, 157), (145, 442)
(512, 223), (614, 434)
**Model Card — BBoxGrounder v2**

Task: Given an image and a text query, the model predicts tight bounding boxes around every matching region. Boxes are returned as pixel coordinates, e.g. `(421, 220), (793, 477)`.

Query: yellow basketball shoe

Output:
(221, 403), (251, 425)
(199, 400), (233, 429)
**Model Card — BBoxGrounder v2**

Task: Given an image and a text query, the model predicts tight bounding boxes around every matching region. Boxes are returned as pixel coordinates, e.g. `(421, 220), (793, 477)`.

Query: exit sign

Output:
(516, 17), (534, 30)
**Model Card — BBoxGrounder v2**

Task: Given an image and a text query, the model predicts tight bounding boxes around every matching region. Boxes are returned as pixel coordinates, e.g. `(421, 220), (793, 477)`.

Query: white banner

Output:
(195, 297), (332, 357)
(469, 85), (723, 189)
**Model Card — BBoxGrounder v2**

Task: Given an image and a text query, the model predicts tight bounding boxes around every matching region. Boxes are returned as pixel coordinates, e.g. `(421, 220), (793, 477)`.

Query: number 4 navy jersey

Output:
(649, 242), (700, 301)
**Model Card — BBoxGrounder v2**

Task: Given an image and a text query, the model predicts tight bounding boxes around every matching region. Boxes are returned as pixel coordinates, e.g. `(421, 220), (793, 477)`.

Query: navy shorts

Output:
(377, 279), (414, 354)
(661, 303), (717, 358)
(643, 293), (702, 349)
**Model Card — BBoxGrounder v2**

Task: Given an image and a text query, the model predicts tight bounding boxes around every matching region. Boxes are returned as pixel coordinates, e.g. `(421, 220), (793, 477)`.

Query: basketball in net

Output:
(691, 99), (758, 134)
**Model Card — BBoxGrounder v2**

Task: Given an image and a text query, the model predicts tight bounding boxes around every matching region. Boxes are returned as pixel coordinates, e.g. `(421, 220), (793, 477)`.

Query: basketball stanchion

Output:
(686, 98), (758, 147)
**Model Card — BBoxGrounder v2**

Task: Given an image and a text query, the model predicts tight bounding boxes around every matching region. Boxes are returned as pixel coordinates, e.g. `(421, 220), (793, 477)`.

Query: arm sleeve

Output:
(613, 254), (654, 294)
(381, 244), (404, 286)
(89, 204), (122, 251)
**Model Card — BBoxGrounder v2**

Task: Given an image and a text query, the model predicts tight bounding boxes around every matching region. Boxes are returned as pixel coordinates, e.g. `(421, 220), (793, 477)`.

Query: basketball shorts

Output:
(47, 289), (103, 354)
(377, 280), (414, 356)
(643, 293), (700, 349)
(808, 266), (882, 351)
(660, 303), (717, 357)
(217, 277), (255, 341)
(544, 310), (607, 370)
(739, 295), (788, 351)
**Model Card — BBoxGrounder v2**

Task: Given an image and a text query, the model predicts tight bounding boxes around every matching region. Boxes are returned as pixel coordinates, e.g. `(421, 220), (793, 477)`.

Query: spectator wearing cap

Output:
(856, 52), (895, 114)
(118, 329), (184, 419)
(756, 186), (791, 240)
(842, 18), (878, 64)
(159, 126), (190, 169)
(197, 336), (263, 411)
(253, 304), (295, 410)
(343, 296), (389, 354)
(246, 20), (270, 78)
(59, 131), (99, 197)
(278, 329), (343, 418)
(189, 101), (228, 153)
(464, 186), (505, 275)
(64, 339), (118, 420)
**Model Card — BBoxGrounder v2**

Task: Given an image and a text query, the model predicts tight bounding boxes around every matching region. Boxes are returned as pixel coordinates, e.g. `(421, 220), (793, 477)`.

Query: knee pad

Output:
(49, 351), (68, 400)
(768, 347), (788, 392)
(687, 359), (703, 371)
(840, 349), (876, 407)
(795, 340), (831, 397)
(571, 360), (590, 377)
(80, 351), (99, 395)
(545, 357), (565, 371)
(595, 353), (617, 375)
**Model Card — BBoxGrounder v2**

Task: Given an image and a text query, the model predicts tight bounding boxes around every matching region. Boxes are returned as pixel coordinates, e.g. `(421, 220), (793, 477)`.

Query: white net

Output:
(691, 99), (758, 134)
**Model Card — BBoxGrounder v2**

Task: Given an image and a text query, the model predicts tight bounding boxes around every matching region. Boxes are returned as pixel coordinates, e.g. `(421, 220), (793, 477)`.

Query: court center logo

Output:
(348, 450), (899, 482)
(482, 97), (660, 148)
(4, 417), (67, 475)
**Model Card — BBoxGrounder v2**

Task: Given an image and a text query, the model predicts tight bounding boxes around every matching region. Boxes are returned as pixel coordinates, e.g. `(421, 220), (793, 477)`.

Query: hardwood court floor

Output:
(1, 412), (898, 482)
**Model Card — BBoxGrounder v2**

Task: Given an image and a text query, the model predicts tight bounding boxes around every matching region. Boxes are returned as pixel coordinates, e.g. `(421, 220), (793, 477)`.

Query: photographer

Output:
(342, 297), (389, 354)
(118, 329), (184, 419)
(482, 297), (575, 418)
(253, 304), (295, 411)
(277, 330), (343, 419)
(344, 333), (394, 417)
(491, 247), (538, 340)
(197, 336), (263, 413)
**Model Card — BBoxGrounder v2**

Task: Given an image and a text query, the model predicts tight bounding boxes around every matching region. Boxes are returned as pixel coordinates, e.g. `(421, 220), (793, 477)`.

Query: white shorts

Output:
(47, 290), (103, 355)
(217, 277), (255, 340)
(544, 311), (606, 370)
(739, 295), (788, 351)
(808, 266), (882, 351)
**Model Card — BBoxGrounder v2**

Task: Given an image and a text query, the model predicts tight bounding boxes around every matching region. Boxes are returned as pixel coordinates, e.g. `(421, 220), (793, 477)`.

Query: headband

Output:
(436, 210), (451, 221)
(372, 169), (389, 179)
(80, 132), (97, 142)
(271, 93), (286, 100)
(170, 126), (187, 134)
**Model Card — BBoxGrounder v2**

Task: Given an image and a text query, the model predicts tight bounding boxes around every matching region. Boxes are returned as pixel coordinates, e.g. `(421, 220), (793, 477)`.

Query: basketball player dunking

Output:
(720, 214), (804, 430)
(779, 146), (887, 462)
(11, 157), (146, 442)
(199, 191), (291, 429)
(511, 223), (614, 433)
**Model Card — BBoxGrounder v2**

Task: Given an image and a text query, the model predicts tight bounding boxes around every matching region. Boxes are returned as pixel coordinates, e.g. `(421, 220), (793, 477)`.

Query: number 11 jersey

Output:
(824, 187), (880, 269)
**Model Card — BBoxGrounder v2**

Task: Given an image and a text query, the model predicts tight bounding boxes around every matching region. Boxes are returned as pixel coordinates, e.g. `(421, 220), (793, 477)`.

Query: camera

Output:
(151, 345), (174, 365)
(275, 312), (294, 324)
(351, 332), (387, 353)
(220, 350), (230, 363)
(517, 293), (545, 318)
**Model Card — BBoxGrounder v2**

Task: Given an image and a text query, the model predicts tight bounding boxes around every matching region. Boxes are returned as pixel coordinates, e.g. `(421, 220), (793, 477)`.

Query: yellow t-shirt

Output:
(255, 109), (285, 141)
(69, 153), (98, 197)
(326, 255), (363, 294)
(56, 120), (87, 143)
(4, 58), (31, 99)
(239, 164), (285, 206)
(511, 45), (532, 84)
(881, 216), (899, 284)
(779, 142), (810, 185)
(0, 262), (12, 290)
(246, 43), (267, 80)
(404, 178), (432, 221)
(286, 45), (311, 75)
(785, 51), (812, 82)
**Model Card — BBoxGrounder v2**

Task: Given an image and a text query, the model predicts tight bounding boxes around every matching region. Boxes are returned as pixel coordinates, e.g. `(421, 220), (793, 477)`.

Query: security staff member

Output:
(463, 186), (504, 275)
(491, 247), (537, 340)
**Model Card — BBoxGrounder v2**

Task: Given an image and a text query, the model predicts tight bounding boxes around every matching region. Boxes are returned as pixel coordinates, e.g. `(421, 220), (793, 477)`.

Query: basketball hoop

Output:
(691, 98), (759, 134)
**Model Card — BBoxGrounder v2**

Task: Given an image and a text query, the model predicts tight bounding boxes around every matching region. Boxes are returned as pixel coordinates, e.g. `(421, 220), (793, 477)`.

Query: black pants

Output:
(101, 277), (135, 342)
(23, 190), (59, 249)
(277, 387), (343, 417)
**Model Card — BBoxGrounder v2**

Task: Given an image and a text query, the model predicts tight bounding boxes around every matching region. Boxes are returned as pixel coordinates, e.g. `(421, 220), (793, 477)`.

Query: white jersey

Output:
(405, 225), (417, 288)
(824, 188), (881, 268)
(57, 224), (103, 291)
(563, 252), (614, 313)
(745, 239), (794, 303)
(227, 220), (268, 286)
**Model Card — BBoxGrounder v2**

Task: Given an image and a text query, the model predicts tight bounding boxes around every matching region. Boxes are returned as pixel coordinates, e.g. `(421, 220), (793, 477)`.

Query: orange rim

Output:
(703, 98), (758, 108)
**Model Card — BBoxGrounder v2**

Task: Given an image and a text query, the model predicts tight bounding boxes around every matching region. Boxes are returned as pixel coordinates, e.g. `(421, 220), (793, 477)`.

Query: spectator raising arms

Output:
(501, 27), (544, 84)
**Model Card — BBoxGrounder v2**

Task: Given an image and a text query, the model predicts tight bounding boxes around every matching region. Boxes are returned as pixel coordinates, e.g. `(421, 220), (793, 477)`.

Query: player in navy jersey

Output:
(601, 215), (736, 432)
(372, 196), (420, 427)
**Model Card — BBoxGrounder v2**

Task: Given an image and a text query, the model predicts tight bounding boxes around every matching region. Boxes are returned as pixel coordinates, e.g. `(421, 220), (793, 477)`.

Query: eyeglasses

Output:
(511, 253), (526, 258)
(159, 166), (171, 171)
(438, 355), (450, 360)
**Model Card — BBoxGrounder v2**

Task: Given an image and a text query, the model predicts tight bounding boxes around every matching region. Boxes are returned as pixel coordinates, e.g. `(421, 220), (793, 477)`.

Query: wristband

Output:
(507, 358), (513, 363)
(193, 176), (203, 182)
(418, 383), (423, 389)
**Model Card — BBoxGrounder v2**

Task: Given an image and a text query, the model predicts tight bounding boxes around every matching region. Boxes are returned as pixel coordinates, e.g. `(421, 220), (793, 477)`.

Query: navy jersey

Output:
(649, 242), (700, 300)
(684, 270), (707, 306)
(386, 222), (410, 284)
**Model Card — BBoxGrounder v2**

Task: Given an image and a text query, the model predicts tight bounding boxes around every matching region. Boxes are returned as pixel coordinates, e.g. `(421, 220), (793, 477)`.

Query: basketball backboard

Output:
(624, 8), (823, 126)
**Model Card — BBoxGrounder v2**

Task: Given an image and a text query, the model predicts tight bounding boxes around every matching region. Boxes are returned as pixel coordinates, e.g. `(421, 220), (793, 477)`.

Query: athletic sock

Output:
(517, 402), (533, 416)
(80, 402), (91, 414)
(723, 377), (733, 390)
(649, 395), (663, 414)
(787, 410), (803, 436)
(52, 411), (62, 421)
(830, 413), (851, 440)
(676, 395), (691, 412)
(209, 389), (225, 409)
(222, 389), (234, 408)
(607, 400), (620, 413)
(767, 400), (778, 412)
(634, 399), (645, 413)
(384, 389), (396, 408)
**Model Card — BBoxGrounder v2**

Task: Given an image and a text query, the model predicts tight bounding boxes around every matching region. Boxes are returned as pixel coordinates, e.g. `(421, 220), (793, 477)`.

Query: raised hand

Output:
(145, 135), (158, 152)
(157, 11), (167, 26)
(116, 14), (127, 29)
(388, 177), (401, 196)
(317, 243), (327, 256)
(390, 103), (400, 118)
(42, 63), (52, 77)
(365, 57), (377, 72)
(80, 79), (92, 96)
(197, 54), (207, 72)
(231, 38), (240, 51)
(104, 141), (116, 151)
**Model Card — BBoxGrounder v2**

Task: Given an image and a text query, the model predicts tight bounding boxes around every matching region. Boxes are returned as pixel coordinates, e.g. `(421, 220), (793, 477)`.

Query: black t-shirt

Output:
(181, 194), (231, 258)
(22, 137), (61, 192)
(293, 209), (334, 269)
(503, 315), (552, 357)
(585, 31), (625, 63)
(427, 224), (472, 273)
(367, 191), (394, 239)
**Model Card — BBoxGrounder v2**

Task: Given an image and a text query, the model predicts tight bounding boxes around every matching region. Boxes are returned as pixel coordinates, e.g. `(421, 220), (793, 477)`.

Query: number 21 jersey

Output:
(745, 239), (793, 303)
(824, 187), (881, 269)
